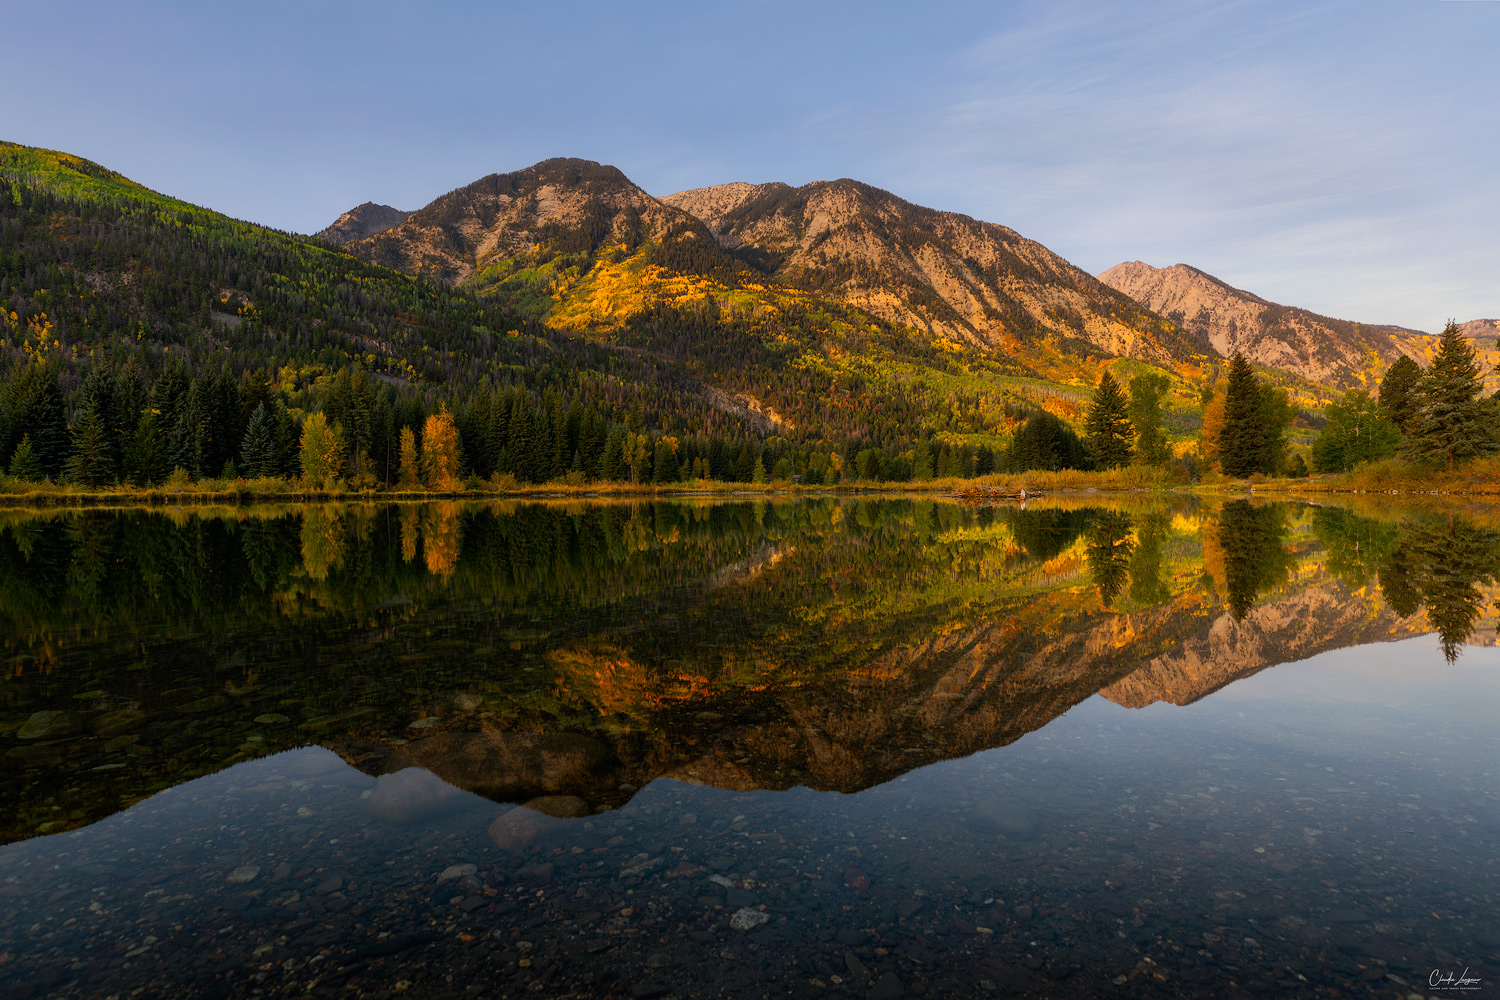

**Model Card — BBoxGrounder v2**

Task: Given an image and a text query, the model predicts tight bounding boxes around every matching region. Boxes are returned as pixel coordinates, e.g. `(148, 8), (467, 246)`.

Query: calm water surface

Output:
(1, 497), (1496, 999)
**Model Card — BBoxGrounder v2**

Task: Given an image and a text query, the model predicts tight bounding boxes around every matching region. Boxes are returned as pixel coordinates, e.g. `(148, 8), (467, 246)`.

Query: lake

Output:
(1, 497), (1496, 999)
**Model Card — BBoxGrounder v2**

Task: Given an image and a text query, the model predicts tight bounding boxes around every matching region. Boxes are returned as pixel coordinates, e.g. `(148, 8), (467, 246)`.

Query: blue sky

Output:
(7, 0), (1496, 330)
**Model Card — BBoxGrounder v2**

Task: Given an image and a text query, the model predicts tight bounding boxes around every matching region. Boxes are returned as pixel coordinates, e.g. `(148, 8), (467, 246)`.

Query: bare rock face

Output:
(346, 158), (689, 285)
(665, 180), (1189, 362)
(315, 202), (412, 244)
(1098, 260), (1432, 386)
(1455, 318), (1500, 339)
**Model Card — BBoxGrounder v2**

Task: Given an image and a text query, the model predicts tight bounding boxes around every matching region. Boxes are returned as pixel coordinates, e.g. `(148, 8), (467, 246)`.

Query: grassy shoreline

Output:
(3, 457), (1498, 507)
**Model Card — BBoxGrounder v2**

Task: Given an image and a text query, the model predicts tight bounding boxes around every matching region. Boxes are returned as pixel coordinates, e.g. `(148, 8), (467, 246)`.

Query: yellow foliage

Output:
(421, 411), (462, 490)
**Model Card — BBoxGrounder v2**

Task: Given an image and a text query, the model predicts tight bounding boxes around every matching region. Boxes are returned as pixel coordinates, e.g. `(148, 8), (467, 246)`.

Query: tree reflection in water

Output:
(1216, 500), (1297, 621)
(1312, 507), (1500, 662)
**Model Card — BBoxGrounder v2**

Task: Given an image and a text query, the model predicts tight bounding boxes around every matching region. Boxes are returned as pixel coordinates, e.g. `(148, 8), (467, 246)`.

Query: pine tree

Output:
(1085, 371), (1133, 469)
(1410, 321), (1497, 468)
(8, 434), (42, 481)
(240, 402), (278, 478)
(1378, 355), (1424, 435)
(1218, 353), (1269, 477)
(65, 400), (114, 488)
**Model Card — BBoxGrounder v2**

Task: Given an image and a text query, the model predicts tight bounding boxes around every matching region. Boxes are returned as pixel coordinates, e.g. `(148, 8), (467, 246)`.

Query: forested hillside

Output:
(0, 142), (1204, 491)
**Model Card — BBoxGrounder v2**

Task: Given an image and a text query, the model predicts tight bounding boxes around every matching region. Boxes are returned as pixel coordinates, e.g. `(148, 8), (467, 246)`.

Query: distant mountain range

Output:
(1097, 261), (1437, 387)
(318, 156), (1495, 395)
(6, 137), (1496, 462)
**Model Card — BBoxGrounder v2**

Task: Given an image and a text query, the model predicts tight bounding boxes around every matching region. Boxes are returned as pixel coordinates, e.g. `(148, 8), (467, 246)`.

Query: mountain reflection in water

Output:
(0, 497), (1496, 998)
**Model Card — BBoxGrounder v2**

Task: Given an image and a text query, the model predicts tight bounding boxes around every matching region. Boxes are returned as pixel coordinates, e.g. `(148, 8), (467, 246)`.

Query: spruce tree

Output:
(8, 434), (42, 481)
(1410, 321), (1496, 468)
(65, 401), (114, 488)
(1086, 371), (1133, 469)
(1217, 353), (1269, 477)
(652, 438), (680, 483)
(240, 402), (277, 478)
(7, 361), (69, 480)
(1378, 355), (1424, 435)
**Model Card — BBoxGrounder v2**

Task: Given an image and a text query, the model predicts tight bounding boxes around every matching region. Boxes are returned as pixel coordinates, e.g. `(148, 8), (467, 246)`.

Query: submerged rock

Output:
(729, 907), (770, 931)
(18, 711), (81, 740)
(488, 806), (568, 851)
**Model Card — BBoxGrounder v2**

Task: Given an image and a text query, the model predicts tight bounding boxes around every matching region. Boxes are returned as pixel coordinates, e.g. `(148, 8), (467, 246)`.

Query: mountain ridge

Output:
(1098, 260), (1434, 387)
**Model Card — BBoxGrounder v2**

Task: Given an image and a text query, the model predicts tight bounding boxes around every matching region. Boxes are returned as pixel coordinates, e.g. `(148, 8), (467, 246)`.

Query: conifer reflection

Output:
(1216, 501), (1296, 620)
(1085, 511), (1134, 606)
(1313, 508), (1500, 661)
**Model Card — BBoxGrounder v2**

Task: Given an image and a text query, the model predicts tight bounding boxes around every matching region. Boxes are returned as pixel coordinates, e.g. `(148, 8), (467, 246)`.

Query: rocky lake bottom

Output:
(2, 499), (1498, 998)
(3, 638), (1495, 1000)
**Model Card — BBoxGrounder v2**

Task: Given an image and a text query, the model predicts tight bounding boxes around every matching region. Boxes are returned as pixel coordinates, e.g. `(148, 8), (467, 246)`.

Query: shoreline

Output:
(4, 476), (1500, 508)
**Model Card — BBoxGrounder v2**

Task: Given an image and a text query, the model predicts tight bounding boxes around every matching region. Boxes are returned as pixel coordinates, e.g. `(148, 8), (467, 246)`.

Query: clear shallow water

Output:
(0, 499), (1497, 998)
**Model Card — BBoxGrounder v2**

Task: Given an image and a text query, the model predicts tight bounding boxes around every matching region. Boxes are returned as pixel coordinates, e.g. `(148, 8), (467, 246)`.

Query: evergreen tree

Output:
(1218, 353), (1270, 477)
(168, 378), (204, 477)
(1378, 355), (1424, 435)
(8, 434), (42, 481)
(1127, 373), (1172, 465)
(600, 426), (626, 481)
(652, 437), (680, 483)
(124, 407), (165, 486)
(1409, 321), (1496, 468)
(6, 361), (69, 480)
(240, 402), (278, 478)
(912, 437), (933, 481)
(1006, 411), (1089, 472)
(1085, 371), (1133, 469)
(65, 400), (114, 488)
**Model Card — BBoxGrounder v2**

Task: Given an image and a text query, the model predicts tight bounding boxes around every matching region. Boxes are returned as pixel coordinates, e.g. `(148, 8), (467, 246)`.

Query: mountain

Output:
(1456, 318), (1500, 339)
(662, 180), (1194, 363)
(338, 163), (1190, 368)
(314, 201), (411, 244)
(1098, 260), (1430, 387)
(345, 158), (694, 285)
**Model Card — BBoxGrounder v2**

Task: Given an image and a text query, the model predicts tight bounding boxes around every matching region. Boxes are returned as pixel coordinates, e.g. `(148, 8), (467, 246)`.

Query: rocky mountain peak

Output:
(315, 202), (413, 244)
